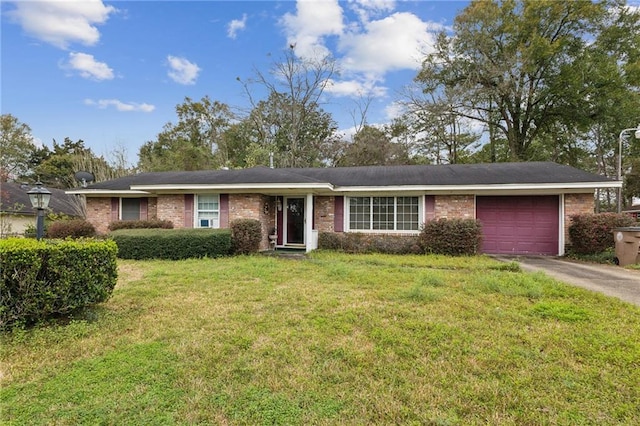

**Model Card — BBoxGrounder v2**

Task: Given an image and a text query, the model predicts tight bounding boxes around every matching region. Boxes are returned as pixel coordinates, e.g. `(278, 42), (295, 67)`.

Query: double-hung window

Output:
(196, 194), (220, 228)
(348, 196), (420, 231)
(121, 198), (141, 221)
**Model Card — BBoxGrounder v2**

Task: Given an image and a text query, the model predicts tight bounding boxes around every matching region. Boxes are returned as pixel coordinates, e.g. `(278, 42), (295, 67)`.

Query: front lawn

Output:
(2, 252), (639, 425)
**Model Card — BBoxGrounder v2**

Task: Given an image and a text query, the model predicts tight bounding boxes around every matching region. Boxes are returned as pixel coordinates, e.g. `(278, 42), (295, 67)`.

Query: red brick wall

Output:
(229, 194), (275, 250)
(434, 195), (475, 219)
(148, 197), (158, 219)
(564, 192), (595, 244)
(86, 197), (112, 234)
(157, 195), (186, 227)
(314, 196), (334, 232)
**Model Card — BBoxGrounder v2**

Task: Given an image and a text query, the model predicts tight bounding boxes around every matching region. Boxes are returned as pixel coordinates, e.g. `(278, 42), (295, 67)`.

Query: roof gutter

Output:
(129, 182), (334, 192)
(334, 181), (621, 193)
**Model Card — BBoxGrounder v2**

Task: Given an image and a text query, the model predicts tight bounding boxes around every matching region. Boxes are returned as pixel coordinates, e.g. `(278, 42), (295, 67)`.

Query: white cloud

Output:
(281, 0), (344, 58)
(384, 101), (404, 121)
(166, 55), (201, 85)
(325, 77), (386, 98)
(84, 99), (155, 112)
(347, 0), (396, 23)
(63, 52), (114, 80)
(227, 14), (247, 39)
(339, 12), (438, 74)
(279, 1), (441, 101)
(6, 0), (116, 49)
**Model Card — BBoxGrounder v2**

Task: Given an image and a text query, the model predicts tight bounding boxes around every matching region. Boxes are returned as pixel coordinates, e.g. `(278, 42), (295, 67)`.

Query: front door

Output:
(285, 197), (305, 244)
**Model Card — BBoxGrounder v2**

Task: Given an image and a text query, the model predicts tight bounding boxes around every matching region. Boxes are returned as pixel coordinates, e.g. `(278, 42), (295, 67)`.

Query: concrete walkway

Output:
(493, 256), (640, 307)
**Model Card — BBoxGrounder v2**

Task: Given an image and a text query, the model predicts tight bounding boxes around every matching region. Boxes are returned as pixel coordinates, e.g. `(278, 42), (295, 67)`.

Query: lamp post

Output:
(617, 124), (640, 213)
(27, 181), (51, 240)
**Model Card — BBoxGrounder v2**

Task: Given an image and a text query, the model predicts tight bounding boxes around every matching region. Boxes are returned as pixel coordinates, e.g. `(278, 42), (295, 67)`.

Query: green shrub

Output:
(46, 219), (97, 239)
(230, 219), (263, 254)
(110, 228), (231, 260)
(418, 218), (483, 256)
(0, 238), (118, 330)
(568, 213), (636, 255)
(108, 219), (174, 231)
(318, 232), (421, 254)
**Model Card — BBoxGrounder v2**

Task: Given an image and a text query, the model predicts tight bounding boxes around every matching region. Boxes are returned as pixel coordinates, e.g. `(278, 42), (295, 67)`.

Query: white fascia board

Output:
(334, 181), (621, 193)
(129, 182), (334, 192)
(65, 189), (151, 196)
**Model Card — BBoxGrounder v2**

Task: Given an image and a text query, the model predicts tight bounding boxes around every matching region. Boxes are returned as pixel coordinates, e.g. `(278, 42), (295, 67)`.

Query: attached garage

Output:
(477, 195), (560, 255)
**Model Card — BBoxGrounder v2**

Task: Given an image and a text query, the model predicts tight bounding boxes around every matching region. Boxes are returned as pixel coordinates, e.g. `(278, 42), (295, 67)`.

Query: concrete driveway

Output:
(493, 256), (640, 307)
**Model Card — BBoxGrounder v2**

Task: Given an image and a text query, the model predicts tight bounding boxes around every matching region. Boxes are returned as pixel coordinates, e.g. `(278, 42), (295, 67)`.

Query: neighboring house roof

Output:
(1, 182), (79, 216)
(67, 162), (619, 196)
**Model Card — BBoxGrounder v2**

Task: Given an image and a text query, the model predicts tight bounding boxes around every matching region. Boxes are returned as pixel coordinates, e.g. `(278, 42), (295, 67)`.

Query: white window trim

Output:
(344, 195), (423, 234)
(194, 194), (220, 229)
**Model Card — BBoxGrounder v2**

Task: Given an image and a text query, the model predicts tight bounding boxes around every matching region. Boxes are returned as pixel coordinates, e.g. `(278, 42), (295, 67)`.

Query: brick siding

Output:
(229, 194), (276, 250)
(314, 196), (334, 232)
(564, 192), (595, 244)
(85, 197), (112, 234)
(157, 195), (185, 227)
(434, 195), (475, 219)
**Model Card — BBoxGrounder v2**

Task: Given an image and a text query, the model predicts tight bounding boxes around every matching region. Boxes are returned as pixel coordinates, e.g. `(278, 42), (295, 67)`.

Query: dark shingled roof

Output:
(1, 182), (80, 216)
(83, 162), (614, 191)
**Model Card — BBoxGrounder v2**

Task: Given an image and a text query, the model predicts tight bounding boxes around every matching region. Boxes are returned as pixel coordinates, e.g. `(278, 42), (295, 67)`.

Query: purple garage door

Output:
(476, 196), (559, 255)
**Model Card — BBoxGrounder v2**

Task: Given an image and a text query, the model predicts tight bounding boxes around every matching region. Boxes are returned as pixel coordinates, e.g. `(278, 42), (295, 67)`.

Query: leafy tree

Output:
(138, 96), (233, 172)
(27, 138), (131, 190)
(337, 125), (412, 167)
(0, 114), (36, 181)
(414, 0), (637, 162)
(238, 46), (339, 167)
(401, 85), (480, 164)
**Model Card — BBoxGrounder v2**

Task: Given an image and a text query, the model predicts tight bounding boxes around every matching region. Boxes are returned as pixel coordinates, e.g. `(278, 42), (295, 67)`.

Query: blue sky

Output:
(2, 0), (469, 166)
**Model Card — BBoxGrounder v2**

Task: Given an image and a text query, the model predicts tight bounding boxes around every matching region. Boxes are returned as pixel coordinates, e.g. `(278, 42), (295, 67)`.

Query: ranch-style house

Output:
(68, 161), (620, 256)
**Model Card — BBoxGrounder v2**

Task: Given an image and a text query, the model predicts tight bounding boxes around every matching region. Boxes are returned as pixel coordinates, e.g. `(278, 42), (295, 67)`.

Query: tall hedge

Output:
(318, 232), (421, 254)
(0, 238), (118, 329)
(110, 228), (232, 260)
(418, 218), (483, 256)
(46, 219), (97, 239)
(230, 219), (263, 254)
(569, 213), (637, 254)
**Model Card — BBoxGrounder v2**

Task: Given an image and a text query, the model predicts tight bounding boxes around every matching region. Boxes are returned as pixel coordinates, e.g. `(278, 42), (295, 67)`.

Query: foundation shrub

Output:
(110, 228), (231, 260)
(108, 219), (174, 231)
(568, 213), (636, 254)
(318, 232), (421, 254)
(46, 219), (97, 239)
(418, 218), (483, 256)
(0, 238), (118, 330)
(230, 219), (263, 254)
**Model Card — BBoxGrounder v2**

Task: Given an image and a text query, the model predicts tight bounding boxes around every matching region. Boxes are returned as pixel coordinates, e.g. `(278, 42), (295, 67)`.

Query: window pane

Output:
(373, 197), (394, 230)
(121, 198), (140, 221)
(396, 196), (419, 230)
(349, 197), (370, 230)
(196, 194), (220, 228)
(198, 195), (219, 211)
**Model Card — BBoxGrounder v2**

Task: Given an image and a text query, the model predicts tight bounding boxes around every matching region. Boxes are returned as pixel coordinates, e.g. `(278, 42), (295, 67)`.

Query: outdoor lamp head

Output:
(27, 182), (51, 210)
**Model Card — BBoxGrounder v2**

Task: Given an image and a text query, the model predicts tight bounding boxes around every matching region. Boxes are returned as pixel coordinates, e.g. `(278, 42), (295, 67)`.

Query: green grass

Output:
(2, 252), (640, 425)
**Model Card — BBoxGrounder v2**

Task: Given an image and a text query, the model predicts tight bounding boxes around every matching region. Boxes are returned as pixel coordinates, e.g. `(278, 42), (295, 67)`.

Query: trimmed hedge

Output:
(568, 213), (636, 254)
(110, 228), (232, 260)
(46, 219), (97, 239)
(418, 218), (483, 256)
(318, 232), (421, 254)
(0, 238), (118, 330)
(230, 219), (263, 254)
(108, 219), (174, 231)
